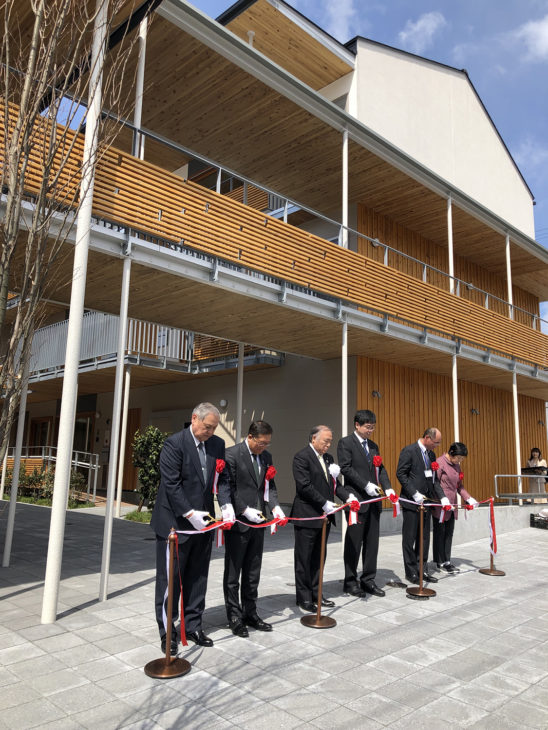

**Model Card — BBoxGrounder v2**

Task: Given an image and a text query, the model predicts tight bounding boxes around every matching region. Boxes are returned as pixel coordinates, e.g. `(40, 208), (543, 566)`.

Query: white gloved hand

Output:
(187, 510), (211, 531)
(322, 500), (337, 514)
(272, 505), (286, 519)
(440, 497), (452, 511)
(467, 497), (478, 507)
(243, 506), (265, 523)
(346, 494), (358, 503)
(413, 491), (426, 504)
(221, 503), (236, 523)
(366, 482), (381, 497)
(385, 489), (396, 498)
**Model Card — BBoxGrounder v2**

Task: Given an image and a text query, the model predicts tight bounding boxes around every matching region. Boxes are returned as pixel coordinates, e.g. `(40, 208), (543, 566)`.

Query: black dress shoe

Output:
(320, 597), (335, 608)
(362, 582), (385, 597)
(228, 617), (249, 637)
(186, 630), (214, 647)
(405, 573), (420, 584)
(160, 636), (178, 655)
(423, 573), (438, 583)
(297, 601), (317, 612)
(345, 585), (365, 597)
(244, 616), (273, 632)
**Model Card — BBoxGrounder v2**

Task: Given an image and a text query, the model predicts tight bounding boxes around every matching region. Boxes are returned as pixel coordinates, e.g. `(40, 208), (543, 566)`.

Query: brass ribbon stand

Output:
(406, 504), (436, 600)
(301, 519), (336, 629)
(145, 529), (191, 678)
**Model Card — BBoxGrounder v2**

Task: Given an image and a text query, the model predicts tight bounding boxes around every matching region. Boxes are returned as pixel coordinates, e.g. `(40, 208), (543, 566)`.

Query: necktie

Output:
(422, 450), (430, 469)
(318, 455), (328, 479)
(197, 442), (207, 475)
(252, 454), (260, 482)
(362, 440), (371, 462)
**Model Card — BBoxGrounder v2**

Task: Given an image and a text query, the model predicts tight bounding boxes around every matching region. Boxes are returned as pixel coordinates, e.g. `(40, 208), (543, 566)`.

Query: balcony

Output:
(29, 312), (284, 384)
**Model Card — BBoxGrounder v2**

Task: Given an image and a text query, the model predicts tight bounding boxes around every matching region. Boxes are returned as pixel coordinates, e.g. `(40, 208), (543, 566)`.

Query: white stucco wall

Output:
(349, 40), (535, 238)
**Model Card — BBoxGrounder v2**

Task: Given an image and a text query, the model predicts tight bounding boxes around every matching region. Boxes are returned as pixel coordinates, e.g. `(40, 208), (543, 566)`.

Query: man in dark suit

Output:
(290, 425), (352, 612)
(396, 427), (450, 584)
(150, 402), (228, 652)
(337, 409), (397, 598)
(218, 420), (286, 637)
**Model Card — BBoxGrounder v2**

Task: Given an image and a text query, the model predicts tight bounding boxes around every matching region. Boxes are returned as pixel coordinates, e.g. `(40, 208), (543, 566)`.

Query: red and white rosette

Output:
(373, 454), (382, 484)
(264, 465), (276, 502)
(212, 458), (225, 495)
(431, 460), (439, 483)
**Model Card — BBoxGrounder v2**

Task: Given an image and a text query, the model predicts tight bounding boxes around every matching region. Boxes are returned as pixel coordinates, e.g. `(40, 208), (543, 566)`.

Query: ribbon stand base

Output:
(479, 553), (505, 577)
(406, 505), (436, 601)
(301, 520), (336, 629)
(144, 530), (191, 679)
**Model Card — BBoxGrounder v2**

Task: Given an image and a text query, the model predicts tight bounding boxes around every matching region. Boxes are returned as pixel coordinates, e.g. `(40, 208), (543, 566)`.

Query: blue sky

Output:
(190, 0), (548, 318)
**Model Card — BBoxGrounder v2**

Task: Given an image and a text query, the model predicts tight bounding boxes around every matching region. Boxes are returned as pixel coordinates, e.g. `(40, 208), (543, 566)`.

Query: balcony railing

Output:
(29, 312), (283, 377)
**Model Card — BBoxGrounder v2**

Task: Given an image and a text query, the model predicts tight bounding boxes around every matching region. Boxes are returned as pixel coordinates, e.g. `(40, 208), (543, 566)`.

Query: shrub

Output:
(132, 426), (169, 511)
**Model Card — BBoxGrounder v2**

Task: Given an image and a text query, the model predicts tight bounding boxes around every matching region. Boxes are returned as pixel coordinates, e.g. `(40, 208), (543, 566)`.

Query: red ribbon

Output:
(459, 471), (464, 481)
(431, 461), (439, 471)
(173, 534), (188, 647)
(212, 458), (226, 495)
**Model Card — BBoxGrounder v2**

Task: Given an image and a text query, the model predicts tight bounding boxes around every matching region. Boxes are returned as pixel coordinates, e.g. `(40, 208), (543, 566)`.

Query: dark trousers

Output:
(154, 532), (213, 637)
(432, 511), (455, 564)
(401, 507), (431, 577)
(344, 507), (380, 588)
(294, 524), (330, 604)
(223, 527), (265, 621)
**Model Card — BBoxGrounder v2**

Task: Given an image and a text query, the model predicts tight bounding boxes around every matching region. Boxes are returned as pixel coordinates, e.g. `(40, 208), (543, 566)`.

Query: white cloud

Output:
(513, 136), (548, 171)
(398, 11), (447, 54)
(323, 0), (357, 43)
(511, 14), (548, 62)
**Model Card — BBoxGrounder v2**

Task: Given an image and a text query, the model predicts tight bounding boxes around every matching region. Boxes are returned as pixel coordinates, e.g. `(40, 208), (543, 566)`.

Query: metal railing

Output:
(494, 472), (548, 503)
(109, 117), (548, 333)
(30, 311), (194, 374)
(2, 445), (99, 502)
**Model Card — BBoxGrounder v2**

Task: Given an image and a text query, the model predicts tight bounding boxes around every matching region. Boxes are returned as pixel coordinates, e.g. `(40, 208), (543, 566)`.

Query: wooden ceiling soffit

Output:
(223, 0), (353, 90)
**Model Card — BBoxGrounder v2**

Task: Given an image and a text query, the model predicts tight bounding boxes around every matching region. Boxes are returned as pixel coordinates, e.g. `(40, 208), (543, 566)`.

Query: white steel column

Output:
(505, 234), (514, 320)
(452, 354), (459, 442)
(99, 255), (131, 600)
(236, 343), (244, 443)
(132, 18), (148, 158)
(115, 365), (132, 518)
(447, 196), (455, 294)
(41, 1), (109, 623)
(512, 372), (522, 498)
(341, 129), (348, 249)
(341, 319), (348, 552)
(2, 359), (30, 567)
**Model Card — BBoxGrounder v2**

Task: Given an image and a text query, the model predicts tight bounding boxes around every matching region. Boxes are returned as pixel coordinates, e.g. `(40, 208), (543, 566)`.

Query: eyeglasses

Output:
(362, 424), (376, 430)
(252, 437), (271, 448)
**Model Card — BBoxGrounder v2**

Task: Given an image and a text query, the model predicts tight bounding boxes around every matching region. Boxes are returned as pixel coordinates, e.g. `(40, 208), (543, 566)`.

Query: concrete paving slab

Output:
(1, 501), (547, 729)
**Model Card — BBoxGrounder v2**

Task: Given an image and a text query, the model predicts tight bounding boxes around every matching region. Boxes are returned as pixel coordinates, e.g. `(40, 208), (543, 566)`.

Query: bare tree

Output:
(0, 0), (156, 459)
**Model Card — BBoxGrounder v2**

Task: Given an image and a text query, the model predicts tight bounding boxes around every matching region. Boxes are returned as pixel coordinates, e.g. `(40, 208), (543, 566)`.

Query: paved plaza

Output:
(1, 502), (548, 729)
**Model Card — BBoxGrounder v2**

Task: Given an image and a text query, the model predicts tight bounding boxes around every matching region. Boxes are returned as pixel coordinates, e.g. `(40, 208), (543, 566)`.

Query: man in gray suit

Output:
(218, 421), (286, 637)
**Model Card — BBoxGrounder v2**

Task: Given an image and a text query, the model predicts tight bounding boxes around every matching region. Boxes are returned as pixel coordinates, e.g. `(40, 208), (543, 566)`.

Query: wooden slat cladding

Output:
(224, 185), (268, 211)
(358, 204), (541, 328)
(357, 357), (548, 504)
(4, 100), (547, 369)
(90, 145), (548, 368)
(224, 0), (353, 91)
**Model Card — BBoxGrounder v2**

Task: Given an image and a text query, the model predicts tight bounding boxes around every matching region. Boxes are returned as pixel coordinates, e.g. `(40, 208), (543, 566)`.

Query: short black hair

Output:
(354, 409), (376, 426)
(448, 442), (468, 457)
(248, 420), (273, 438)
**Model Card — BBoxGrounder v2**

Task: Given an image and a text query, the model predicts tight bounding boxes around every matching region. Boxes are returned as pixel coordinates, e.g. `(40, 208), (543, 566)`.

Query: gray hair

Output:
(192, 402), (220, 420)
(309, 424), (332, 442)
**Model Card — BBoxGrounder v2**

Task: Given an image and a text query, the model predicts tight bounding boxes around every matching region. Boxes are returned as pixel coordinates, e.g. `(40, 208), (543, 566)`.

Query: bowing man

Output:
(290, 425), (355, 613)
(218, 420), (286, 637)
(150, 402), (228, 652)
(396, 427), (450, 585)
(337, 409), (397, 598)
